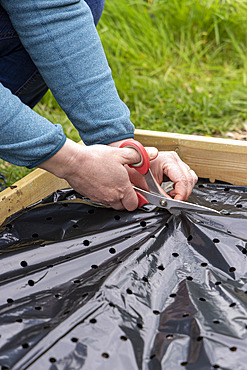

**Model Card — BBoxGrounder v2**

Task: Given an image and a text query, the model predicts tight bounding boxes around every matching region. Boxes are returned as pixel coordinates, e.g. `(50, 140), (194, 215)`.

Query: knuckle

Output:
(166, 151), (179, 161)
(179, 175), (189, 185)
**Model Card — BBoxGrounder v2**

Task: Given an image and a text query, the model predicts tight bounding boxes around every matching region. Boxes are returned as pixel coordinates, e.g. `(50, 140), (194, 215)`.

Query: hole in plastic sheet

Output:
(229, 267), (236, 272)
(74, 279), (80, 284)
(199, 298), (206, 302)
(230, 347), (237, 352)
(197, 336), (203, 341)
(109, 302), (115, 308)
(140, 221), (146, 227)
(158, 265), (165, 271)
(153, 310), (160, 315)
(187, 235), (193, 242)
(90, 318), (97, 324)
(242, 248), (247, 254)
(126, 288), (133, 295)
(224, 187), (230, 192)
(142, 276), (149, 282)
(7, 298), (14, 304)
(211, 199), (217, 203)
(150, 354), (156, 360)
(215, 281), (221, 286)
(137, 323), (143, 329)
(83, 240), (90, 246)
(109, 248), (116, 254)
(236, 204), (243, 208)
(16, 318), (22, 323)
(54, 293), (62, 299)
(63, 310), (70, 315)
(20, 260), (28, 267)
(213, 320), (220, 324)
(120, 336), (128, 342)
(172, 252), (179, 257)
(166, 334), (173, 339)
(213, 238), (220, 243)
(229, 302), (236, 307)
(201, 262), (208, 267)
(182, 313), (189, 317)
(49, 357), (56, 363)
(28, 280), (35, 286)
(22, 343), (29, 349)
(71, 337), (78, 343)
(212, 365), (220, 369)
(114, 215), (120, 220)
(91, 264), (98, 269)
(187, 276), (193, 281)
(101, 353), (109, 359)
(180, 362), (188, 366)
(35, 306), (42, 311)
(170, 293), (176, 298)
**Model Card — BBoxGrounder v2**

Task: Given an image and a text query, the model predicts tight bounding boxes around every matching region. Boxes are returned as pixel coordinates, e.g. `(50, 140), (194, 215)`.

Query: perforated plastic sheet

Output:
(0, 182), (247, 370)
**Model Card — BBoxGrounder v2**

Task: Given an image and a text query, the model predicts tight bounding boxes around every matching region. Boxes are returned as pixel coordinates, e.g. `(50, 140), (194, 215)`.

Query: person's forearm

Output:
(2, 0), (135, 145)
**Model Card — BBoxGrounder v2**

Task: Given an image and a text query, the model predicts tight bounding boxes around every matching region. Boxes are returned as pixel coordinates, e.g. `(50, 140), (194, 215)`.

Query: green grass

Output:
(98, 0), (247, 135)
(1, 0), (247, 186)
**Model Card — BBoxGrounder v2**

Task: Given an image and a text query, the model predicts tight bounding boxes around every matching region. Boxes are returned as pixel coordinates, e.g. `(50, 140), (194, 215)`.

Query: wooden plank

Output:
(0, 169), (70, 226)
(134, 129), (247, 185)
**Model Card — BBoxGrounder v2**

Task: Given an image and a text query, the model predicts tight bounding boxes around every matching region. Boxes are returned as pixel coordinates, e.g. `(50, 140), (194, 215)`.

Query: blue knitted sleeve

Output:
(0, 0), (134, 168)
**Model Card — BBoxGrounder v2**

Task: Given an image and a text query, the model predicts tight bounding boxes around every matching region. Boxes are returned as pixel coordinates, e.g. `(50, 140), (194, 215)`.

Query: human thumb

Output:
(144, 147), (158, 161)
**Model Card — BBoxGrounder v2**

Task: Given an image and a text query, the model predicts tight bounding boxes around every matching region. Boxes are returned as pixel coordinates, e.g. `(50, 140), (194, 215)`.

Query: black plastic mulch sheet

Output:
(0, 182), (247, 370)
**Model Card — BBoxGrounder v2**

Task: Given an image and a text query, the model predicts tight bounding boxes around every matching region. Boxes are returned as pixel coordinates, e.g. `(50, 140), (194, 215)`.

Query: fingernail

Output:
(145, 147), (158, 160)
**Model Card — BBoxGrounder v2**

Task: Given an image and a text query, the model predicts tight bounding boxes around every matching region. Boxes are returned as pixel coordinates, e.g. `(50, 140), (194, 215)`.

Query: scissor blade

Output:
(134, 187), (220, 214)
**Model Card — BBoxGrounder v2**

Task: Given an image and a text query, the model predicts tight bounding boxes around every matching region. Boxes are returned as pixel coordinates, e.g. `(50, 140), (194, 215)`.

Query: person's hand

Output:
(108, 140), (198, 201)
(38, 138), (146, 211)
(148, 151), (198, 200)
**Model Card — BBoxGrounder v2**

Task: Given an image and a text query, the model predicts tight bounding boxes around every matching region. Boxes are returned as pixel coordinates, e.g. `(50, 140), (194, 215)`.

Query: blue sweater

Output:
(0, 0), (135, 168)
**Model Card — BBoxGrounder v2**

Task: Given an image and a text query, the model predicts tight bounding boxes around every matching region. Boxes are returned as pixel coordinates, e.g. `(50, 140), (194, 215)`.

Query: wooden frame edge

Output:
(0, 169), (70, 226)
(134, 129), (247, 186)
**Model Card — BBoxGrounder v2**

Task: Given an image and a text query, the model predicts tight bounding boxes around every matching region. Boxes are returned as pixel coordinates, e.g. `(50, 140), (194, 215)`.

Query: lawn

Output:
(1, 0), (247, 186)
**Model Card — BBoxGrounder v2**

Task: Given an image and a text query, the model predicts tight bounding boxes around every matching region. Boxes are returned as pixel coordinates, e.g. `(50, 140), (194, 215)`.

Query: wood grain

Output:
(134, 129), (247, 185)
(0, 169), (70, 225)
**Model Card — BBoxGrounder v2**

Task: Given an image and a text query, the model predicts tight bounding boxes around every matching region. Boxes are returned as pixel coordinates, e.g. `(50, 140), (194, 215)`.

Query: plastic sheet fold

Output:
(0, 182), (247, 370)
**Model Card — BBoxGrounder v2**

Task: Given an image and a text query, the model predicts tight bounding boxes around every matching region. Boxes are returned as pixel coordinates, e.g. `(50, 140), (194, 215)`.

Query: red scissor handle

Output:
(120, 139), (150, 207)
(119, 139), (150, 175)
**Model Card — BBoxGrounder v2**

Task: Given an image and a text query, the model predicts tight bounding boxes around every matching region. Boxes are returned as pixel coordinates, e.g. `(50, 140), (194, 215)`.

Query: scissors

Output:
(120, 139), (220, 215)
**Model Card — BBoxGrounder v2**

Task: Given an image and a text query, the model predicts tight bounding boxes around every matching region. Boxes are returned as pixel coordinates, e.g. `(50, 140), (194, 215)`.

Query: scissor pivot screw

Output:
(160, 199), (167, 207)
